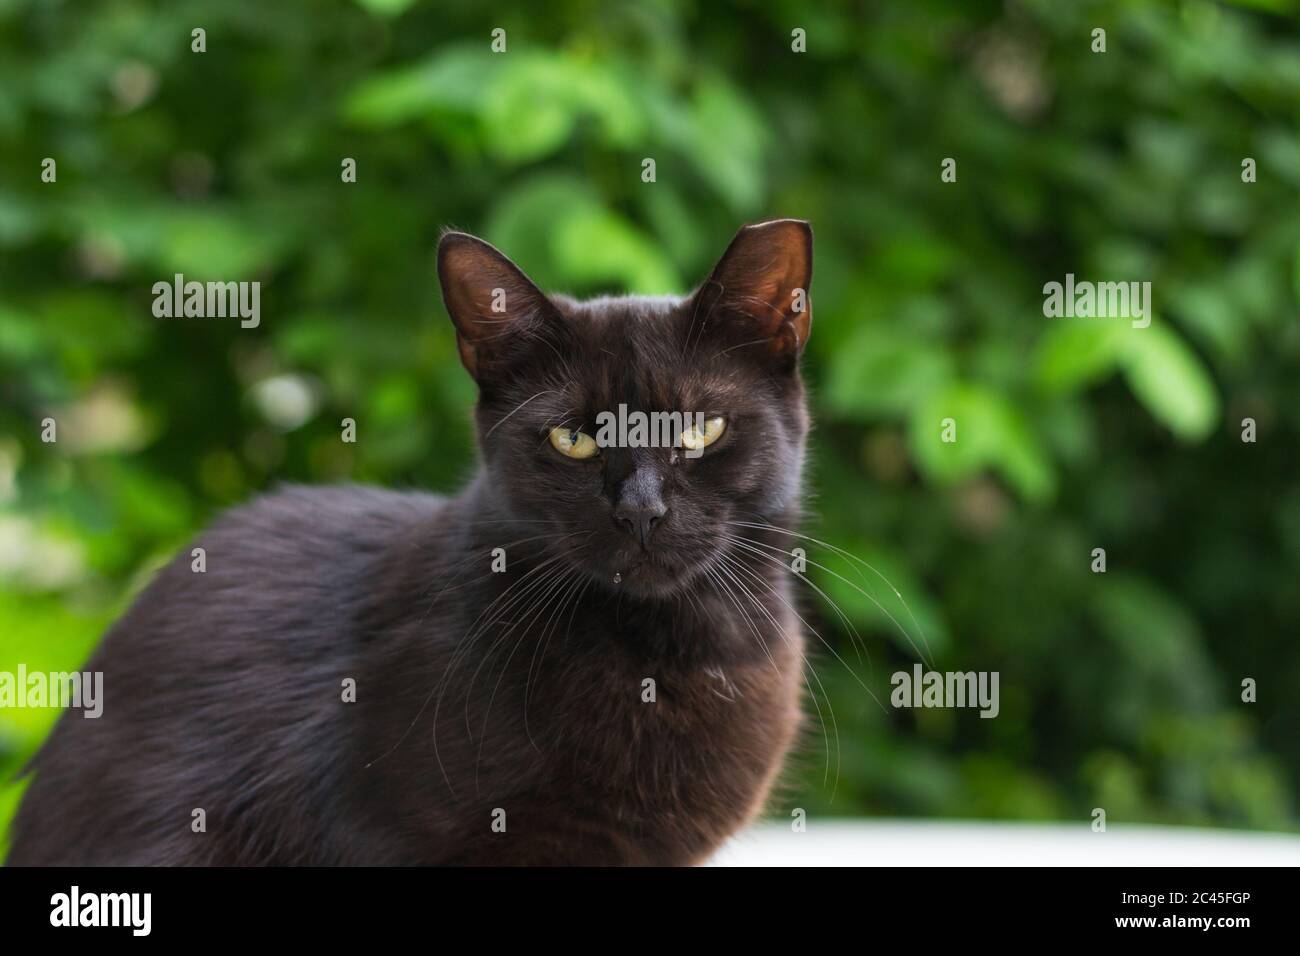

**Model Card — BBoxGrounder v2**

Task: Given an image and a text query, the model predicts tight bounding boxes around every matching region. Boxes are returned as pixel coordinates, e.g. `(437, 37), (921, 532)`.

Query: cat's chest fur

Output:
(363, 546), (806, 866)
(533, 608), (805, 862)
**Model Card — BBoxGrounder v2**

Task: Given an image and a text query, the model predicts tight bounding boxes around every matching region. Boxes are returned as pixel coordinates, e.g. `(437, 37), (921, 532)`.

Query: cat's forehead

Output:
(555, 294), (685, 338)
(543, 293), (746, 409)
(555, 294), (689, 368)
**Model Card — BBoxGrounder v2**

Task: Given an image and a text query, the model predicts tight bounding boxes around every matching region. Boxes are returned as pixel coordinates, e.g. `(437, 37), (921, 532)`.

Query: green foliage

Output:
(1, 0), (1298, 846)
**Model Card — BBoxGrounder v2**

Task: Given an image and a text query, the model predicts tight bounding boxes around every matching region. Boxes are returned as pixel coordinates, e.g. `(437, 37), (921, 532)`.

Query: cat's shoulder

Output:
(221, 483), (445, 528)
(192, 483), (449, 566)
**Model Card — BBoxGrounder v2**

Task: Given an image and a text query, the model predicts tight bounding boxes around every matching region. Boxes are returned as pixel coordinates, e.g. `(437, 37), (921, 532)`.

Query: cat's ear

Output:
(692, 219), (813, 367)
(437, 231), (561, 383)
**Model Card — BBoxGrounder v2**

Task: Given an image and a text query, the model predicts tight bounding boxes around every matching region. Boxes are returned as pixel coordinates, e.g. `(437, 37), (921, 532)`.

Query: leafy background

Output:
(2, 0), (1298, 857)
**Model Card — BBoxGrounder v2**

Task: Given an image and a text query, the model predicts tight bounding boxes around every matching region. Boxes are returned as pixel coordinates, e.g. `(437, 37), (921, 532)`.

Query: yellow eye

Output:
(549, 427), (598, 459)
(680, 416), (727, 451)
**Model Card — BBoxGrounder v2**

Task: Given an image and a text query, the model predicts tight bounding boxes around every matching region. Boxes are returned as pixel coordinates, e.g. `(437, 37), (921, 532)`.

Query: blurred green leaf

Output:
(826, 325), (954, 417)
(487, 174), (678, 293)
(908, 383), (1055, 502)
(1119, 322), (1220, 441)
(355, 0), (416, 17)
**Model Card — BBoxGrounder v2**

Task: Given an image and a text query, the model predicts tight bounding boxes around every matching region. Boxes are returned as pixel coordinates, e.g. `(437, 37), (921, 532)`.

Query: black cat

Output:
(7, 219), (815, 865)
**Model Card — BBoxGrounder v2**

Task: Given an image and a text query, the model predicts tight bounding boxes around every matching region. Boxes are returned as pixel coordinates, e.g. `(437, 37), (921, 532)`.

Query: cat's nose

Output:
(611, 489), (665, 541)
(614, 499), (667, 548)
(610, 459), (668, 547)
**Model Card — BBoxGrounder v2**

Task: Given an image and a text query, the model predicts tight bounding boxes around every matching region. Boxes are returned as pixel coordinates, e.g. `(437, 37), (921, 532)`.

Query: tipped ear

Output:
(693, 219), (813, 365)
(437, 231), (560, 383)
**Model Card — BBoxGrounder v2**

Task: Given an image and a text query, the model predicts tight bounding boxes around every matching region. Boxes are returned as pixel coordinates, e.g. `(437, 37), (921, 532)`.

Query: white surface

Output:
(708, 820), (1300, 866)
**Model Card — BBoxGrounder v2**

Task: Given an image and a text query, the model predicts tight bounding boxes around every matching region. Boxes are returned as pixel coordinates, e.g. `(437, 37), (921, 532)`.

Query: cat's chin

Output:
(596, 552), (706, 601)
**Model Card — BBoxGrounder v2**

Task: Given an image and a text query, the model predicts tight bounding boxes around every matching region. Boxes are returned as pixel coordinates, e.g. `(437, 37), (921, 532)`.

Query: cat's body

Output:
(8, 220), (815, 865)
(9, 482), (803, 865)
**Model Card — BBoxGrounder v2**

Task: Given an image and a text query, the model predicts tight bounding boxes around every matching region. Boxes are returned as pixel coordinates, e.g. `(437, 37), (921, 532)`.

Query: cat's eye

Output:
(680, 416), (727, 451)
(549, 427), (599, 460)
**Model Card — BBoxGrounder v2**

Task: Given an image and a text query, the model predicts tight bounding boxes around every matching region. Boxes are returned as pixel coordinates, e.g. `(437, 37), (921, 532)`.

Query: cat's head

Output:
(437, 220), (812, 600)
